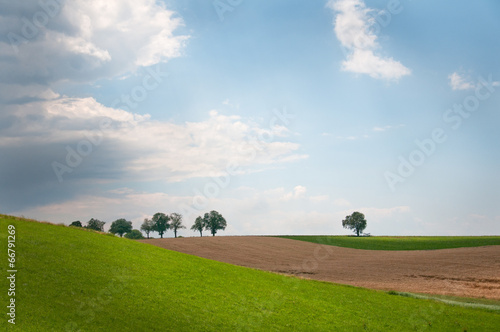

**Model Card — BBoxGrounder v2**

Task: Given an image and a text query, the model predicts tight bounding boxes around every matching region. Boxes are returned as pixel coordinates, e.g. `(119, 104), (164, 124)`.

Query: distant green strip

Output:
(277, 235), (500, 250)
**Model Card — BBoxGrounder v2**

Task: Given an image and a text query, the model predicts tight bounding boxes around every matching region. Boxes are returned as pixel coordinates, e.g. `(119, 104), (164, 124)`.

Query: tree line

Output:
(69, 210), (227, 239)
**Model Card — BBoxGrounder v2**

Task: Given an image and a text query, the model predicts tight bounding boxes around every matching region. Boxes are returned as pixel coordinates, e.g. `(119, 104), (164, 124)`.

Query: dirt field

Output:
(139, 236), (500, 300)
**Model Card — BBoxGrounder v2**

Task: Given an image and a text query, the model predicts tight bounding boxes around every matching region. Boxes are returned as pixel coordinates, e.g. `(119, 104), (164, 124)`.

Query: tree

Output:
(342, 211), (367, 237)
(109, 218), (133, 237)
(204, 210), (227, 236)
(140, 218), (155, 239)
(70, 220), (82, 227)
(125, 229), (145, 239)
(191, 216), (205, 237)
(86, 218), (105, 232)
(152, 212), (170, 238)
(170, 213), (185, 238)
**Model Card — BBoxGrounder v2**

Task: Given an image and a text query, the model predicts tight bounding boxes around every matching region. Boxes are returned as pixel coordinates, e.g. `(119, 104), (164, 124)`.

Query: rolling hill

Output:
(1, 215), (499, 331)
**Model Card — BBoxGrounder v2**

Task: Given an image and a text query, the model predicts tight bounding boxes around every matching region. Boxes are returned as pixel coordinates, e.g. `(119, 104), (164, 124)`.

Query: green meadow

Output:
(1, 215), (499, 331)
(278, 235), (500, 250)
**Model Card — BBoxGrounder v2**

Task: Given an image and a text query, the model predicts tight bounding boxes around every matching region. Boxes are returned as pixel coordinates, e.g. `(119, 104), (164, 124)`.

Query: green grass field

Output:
(277, 235), (500, 250)
(1, 215), (499, 331)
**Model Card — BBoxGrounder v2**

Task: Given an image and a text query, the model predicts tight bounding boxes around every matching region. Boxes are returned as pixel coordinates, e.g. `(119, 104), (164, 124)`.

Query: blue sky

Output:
(1, 0), (499, 236)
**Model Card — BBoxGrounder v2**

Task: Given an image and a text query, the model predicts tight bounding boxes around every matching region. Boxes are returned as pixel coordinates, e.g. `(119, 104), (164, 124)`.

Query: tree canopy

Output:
(124, 229), (145, 239)
(342, 212), (367, 237)
(152, 212), (170, 238)
(109, 218), (133, 237)
(203, 210), (227, 236)
(191, 216), (205, 237)
(85, 218), (105, 232)
(140, 218), (155, 239)
(69, 220), (82, 227)
(170, 213), (185, 238)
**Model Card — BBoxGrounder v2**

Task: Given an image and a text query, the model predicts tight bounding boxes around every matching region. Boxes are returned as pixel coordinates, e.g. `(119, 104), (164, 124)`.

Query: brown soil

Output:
(139, 236), (500, 300)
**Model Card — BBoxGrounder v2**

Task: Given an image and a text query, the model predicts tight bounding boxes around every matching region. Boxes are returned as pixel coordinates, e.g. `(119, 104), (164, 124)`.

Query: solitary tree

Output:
(70, 220), (82, 227)
(191, 216), (205, 237)
(152, 212), (170, 238)
(170, 213), (185, 238)
(204, 210), (227, 236)
(109, 218), (133, 237)
(86, 218), (105, 232)
(125, 229), (145, 239)
(140, 218), (155, 239)
(342, 211), (367, 237)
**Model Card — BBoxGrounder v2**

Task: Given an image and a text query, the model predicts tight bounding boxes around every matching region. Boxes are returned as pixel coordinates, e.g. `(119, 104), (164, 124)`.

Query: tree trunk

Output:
(200, 231), (202, 237)
(356, 229), (359, 237)
(174, 230), (177, 238)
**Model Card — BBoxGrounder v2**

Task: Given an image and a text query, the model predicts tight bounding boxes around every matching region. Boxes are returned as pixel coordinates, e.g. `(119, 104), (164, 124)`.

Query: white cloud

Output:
(0, 96), (307, 183)
(12, 186), (416, 236)
(12, 188), (344, 236)
(282, 185), (308, 201)
(345, 206), (410, 219)
(0, 84), (60, 102)
(328, 0), (411, 81)
(333, 198), (351, 207)
(342, 49), (411, 80)
(12, 190), (192, 231)
(0, 0), (188, 85)
(372, 126), (388, 132)
(448, 71), (500, 91)
(372, 124), (404, 132)
(310, 195), (330, 203)
(448, 72), (475, 90)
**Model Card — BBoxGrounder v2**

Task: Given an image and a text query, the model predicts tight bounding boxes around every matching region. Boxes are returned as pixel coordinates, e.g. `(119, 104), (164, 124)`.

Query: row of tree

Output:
(72, 211), (366, 238)
(140, 210), (227, 238)
(70, 210), (227, 239)
(190, 210), (227, 237)
(140, 212), (184, 239)
(70, 218), (143, 239)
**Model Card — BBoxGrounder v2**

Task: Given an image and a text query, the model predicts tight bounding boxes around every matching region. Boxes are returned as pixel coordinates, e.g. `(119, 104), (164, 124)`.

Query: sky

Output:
(1, 0), (499, 236)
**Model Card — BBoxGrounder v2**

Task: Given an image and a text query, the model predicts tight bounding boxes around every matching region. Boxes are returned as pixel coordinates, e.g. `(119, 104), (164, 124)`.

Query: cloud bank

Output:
(0, 0), (188, 85)
(0, 0), (306, 213)
(328, 0), (411, 81)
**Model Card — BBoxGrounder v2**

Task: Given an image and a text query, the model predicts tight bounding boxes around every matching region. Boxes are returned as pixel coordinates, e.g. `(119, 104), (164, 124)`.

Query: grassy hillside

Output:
(1, 215), (499, 331)
(278, 235), (500, 250)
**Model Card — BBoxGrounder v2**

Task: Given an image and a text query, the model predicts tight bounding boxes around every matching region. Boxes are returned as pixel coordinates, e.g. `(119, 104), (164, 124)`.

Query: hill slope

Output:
(1, 215), (499, 331)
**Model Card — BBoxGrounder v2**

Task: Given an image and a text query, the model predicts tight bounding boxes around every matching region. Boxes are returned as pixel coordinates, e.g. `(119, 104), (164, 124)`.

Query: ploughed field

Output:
(141, 236), (500, 300)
